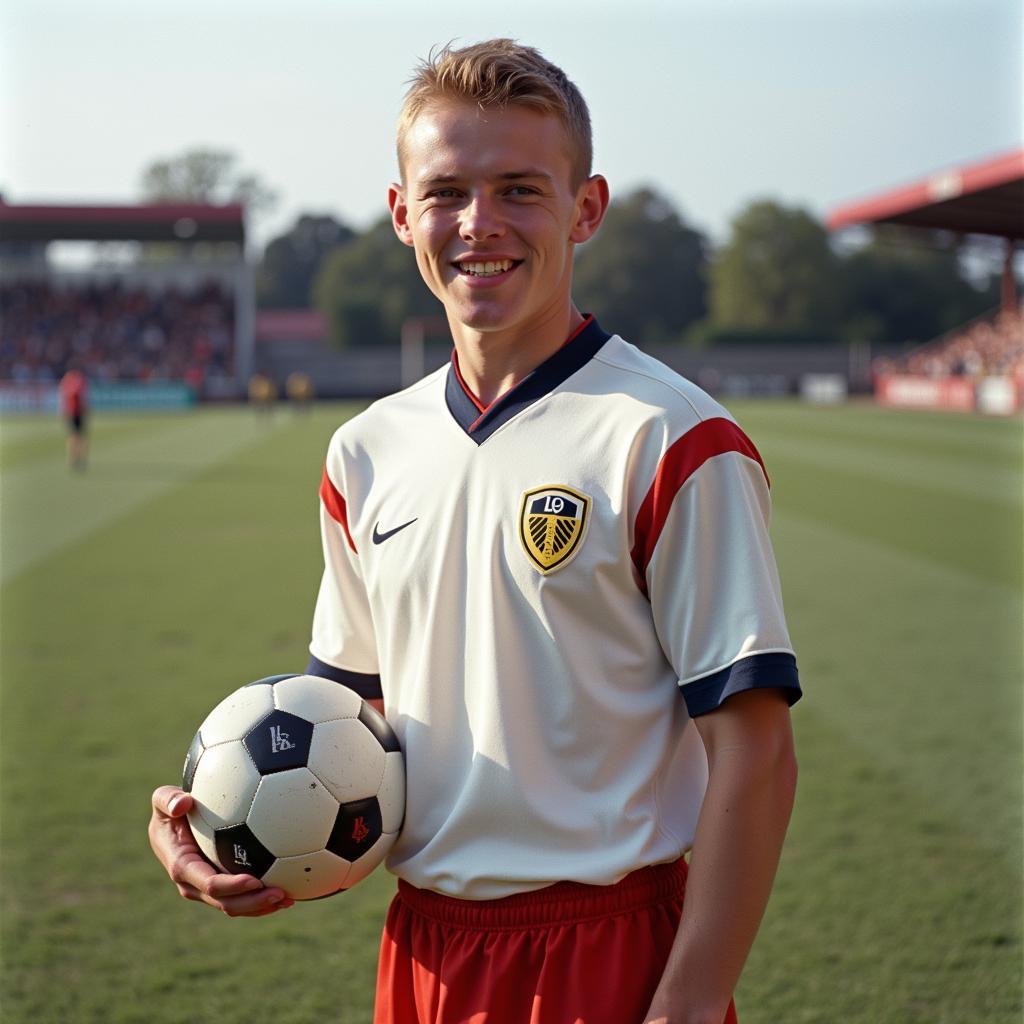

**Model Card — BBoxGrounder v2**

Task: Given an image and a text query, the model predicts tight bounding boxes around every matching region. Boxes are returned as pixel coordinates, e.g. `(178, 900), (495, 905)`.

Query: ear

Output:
(388, 183), (415, 247)
(569, 174), (610, 245)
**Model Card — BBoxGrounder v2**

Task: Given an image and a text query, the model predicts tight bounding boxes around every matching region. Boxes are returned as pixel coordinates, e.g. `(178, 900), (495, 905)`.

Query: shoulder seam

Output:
(591, 347), (706, 423)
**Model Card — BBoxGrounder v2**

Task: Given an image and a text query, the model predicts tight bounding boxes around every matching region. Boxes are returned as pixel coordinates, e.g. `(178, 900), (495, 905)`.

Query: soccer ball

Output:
(182, 674), (404, 901)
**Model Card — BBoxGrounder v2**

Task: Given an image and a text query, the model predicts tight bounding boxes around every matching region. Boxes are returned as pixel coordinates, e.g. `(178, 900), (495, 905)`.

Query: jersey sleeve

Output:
(632, 417), (801, 718)
(307, 457), (382, 701)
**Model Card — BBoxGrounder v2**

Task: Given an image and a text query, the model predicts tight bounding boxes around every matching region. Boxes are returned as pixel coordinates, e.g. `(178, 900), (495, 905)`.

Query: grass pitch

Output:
(1, 400), (1021, 1023)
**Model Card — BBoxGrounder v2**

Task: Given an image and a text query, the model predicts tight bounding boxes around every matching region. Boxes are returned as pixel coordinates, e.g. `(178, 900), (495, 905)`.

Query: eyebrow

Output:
(415, 169), (555, 188)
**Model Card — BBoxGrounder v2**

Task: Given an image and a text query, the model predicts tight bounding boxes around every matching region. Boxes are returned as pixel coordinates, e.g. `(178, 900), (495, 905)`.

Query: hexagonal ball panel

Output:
(261, 849), (351, 901)
(358, 702), (402, 752)
(327, 796), (382, 862)
(244, 710), (313, 774)
(182, 730), (204, 792)
(307, 718), (385, 803)
(214, 823), (276, 878)
(274, 674), (363, 724)
(343, 830), (397, 889)
(247, 767), (339, 857)
(189, 740), (262, 830)
(199, 683), (275, 747)
(378, 751), (406, 834)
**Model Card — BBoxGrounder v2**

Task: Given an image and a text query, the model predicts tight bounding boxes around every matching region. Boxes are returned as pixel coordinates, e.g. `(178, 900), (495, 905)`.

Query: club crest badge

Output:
(519, 485), (591, 574)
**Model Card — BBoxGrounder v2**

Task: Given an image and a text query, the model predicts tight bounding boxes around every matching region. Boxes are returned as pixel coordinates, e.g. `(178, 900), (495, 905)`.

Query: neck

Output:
(450, 304), (585, 408)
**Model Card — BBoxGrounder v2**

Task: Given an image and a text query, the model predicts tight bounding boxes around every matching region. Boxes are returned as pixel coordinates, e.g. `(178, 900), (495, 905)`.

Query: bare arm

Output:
(644, 688), (798, 1024)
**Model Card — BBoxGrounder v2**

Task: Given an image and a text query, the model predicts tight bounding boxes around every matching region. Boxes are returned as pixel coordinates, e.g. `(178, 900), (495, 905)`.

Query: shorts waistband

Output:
(395, 858), (688, 931)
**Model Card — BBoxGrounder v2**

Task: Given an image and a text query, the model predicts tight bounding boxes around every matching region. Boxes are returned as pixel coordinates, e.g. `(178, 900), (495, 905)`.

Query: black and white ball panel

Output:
(378, 752), (405, 834)
(243, 710), (314, 774)
(358, 701), (402, 752)
(327, 796), (383, 861)
(198, 683), (275, 746)
(182, 730), (205, 793)
(247, 767), (340, 857)
(261, 849), (353, 900)
(246, 674), (301, 688)
(273, 673), (364, 723)
(214, 823), (276, 877)
(307, 718), (386, 802)
(344, 831), (398, 889)
(190, 742), (262, 829)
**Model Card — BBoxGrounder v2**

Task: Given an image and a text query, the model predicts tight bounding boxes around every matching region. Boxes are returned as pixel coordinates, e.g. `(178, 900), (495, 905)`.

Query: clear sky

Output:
(1, 0), (1020, 250)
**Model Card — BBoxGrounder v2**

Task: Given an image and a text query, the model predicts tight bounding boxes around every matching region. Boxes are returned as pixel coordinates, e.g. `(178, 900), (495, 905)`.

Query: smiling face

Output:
(389, 99), (607, 344)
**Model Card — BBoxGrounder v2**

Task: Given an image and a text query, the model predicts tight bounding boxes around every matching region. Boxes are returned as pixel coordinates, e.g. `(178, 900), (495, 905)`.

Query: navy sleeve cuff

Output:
(305, 655), (383, 701)
(681, 652), (801, 718)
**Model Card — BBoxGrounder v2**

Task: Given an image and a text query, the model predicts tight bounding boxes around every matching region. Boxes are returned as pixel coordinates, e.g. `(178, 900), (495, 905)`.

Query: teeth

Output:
(459, 259), (514, 276)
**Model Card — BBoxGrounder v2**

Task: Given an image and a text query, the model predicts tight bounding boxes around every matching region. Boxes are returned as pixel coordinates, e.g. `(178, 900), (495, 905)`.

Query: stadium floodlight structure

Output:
(827, 148), (1024, 313)
(0, 200), (254, 394)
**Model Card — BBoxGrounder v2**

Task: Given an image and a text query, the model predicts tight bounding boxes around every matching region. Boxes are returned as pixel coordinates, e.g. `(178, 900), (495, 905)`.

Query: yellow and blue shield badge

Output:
(519, 485), (591, 574)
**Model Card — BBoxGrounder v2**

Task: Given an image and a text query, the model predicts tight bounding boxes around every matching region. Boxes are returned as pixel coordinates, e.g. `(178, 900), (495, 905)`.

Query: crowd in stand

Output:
(873, 303), (1024, 380)
(0, 278), (235, 391)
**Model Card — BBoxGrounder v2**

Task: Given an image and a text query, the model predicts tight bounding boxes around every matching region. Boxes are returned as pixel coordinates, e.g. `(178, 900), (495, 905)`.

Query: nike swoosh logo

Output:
(372, 518), (418, 545)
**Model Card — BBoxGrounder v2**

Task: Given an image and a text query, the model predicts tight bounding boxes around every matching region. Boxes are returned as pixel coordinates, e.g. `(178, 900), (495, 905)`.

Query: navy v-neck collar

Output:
(444, 316), (612, 444)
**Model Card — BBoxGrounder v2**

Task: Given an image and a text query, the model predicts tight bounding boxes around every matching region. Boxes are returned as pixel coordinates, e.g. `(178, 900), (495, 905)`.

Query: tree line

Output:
(142, 149), (1000, 351)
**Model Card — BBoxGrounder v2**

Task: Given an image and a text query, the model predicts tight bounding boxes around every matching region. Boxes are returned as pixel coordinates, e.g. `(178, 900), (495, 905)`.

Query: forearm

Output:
(647, 710), (798, 1023)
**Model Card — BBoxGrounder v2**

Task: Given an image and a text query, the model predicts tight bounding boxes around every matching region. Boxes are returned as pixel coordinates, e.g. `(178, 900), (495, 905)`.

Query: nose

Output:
(459, 192), (504, 242)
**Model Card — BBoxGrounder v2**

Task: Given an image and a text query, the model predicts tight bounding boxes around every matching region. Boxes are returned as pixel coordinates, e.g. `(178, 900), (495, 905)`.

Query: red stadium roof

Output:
(827, 149), (1024, 239)
(0, 201), (246, 243)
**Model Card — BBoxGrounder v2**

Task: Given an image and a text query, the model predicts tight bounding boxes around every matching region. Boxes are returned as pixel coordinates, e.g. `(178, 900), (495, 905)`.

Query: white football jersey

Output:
(308, 317), (800, 900)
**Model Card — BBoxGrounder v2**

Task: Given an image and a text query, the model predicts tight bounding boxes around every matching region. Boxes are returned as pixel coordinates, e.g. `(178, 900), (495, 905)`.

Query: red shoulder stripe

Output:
(319, 465), (357, 554)
(631, 418), (767, 594)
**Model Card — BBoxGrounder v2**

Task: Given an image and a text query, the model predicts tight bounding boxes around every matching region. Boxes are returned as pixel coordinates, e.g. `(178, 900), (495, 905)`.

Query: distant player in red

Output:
(59, 364), (89, 470)
(149, 40), (801, 1024)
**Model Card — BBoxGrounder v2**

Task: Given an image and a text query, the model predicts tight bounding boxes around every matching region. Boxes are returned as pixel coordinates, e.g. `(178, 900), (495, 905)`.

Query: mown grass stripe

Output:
(773, 507), (1022, 854)
(732, 401), (1023, 459)
(765, 452), (1021, 590)
(760, 432), (1021, 507)
(0, 412), (199, 471)
(0, 410), (288, 584)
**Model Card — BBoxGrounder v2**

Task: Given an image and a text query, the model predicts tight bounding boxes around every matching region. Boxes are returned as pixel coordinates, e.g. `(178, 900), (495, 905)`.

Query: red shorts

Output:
(374, 858), (738, 1024)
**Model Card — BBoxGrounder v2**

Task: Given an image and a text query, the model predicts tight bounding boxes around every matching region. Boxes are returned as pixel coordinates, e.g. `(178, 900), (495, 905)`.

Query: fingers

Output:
(152, 785), (192, 818)
(181, 874), (295, 916)
(176, 878), (295, 916)
(150, 785), (294, 916)
(203, 872), (264, 899)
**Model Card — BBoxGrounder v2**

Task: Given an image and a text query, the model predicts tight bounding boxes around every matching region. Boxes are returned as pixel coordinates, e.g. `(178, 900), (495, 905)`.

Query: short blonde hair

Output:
(397, 39), (593, 188)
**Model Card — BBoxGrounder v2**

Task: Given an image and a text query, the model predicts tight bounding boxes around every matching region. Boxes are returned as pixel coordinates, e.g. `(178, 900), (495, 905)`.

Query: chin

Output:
(449, 300), (518, 333)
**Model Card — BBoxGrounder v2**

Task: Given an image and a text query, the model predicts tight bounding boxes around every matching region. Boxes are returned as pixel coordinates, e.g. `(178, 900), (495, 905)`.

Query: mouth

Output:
(452, 258), (523, 279)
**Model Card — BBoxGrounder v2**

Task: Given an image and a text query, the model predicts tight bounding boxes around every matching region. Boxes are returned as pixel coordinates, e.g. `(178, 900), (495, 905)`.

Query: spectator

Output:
(878, 303), (1024, 381)
(0, 278), (235, 393)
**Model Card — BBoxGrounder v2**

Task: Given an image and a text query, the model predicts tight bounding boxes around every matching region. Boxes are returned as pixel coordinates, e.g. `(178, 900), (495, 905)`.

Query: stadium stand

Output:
(0, 277), (235, 389)
(873, 304), (1023, 380)
(829, 148), (1023, 413)
(0, 201), (252, 406)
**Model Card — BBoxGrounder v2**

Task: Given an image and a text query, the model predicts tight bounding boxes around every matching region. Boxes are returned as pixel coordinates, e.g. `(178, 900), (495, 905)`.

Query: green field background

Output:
(1, 401), (1021, 1023)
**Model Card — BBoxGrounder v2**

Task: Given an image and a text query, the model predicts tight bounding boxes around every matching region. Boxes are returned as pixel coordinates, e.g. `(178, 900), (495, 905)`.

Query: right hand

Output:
(149, 785), (294, 917)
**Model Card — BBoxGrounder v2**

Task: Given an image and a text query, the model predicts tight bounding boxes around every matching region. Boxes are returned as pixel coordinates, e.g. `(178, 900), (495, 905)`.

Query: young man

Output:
(150, 40), (801, 1024)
